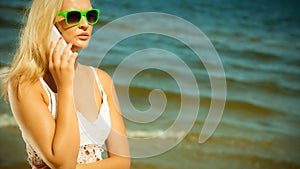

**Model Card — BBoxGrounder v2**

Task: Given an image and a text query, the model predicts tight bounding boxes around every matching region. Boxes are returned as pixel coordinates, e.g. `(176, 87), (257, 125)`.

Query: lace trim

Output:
(26, 144), (49, 169)
(26, 144), (105, 168)
(77, 144), (105, 164)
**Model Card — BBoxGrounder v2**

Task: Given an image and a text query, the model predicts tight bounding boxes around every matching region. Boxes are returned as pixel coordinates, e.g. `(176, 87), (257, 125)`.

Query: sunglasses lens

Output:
(67, 11), (81, 25)
(86, 10), (99, 24)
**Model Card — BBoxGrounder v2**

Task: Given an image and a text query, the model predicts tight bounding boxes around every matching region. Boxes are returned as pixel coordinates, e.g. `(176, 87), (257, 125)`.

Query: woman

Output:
(1, 0), (130, 168)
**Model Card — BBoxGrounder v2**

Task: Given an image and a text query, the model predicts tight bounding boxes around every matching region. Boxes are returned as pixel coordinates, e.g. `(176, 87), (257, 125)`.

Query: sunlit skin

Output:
(45, 0), (93, 92)
(53, 0), (131, 168)
(8, 0), (130, 168)
(55, 0), (93, 52)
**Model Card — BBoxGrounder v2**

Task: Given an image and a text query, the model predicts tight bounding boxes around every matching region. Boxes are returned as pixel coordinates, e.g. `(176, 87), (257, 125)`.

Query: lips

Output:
(77, 32), (90, 40)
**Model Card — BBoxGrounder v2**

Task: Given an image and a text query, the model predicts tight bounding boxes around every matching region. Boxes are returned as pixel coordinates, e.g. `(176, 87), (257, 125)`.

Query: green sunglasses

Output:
(57, 9), (100, 26)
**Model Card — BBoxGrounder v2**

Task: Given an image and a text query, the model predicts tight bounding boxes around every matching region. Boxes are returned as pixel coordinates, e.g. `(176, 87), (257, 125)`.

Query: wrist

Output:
(58, 86), (73, 94)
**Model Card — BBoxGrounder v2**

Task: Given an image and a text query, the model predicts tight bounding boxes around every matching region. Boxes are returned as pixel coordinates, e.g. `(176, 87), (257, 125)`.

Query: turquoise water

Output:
(1, 0), (300, 168)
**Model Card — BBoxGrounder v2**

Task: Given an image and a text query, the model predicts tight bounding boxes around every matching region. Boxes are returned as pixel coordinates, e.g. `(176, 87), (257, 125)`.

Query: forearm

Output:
(52, 87), (80, 166)
(76, 156), (130, 169)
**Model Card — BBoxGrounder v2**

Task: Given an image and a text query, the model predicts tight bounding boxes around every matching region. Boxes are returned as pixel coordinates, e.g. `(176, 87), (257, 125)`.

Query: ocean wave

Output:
(127, 129), (186, 140)
(0, 1), (28, 10)
(0, 114), (17, 128)
(0, 66), (9, 72)
(0, 66), (9, 82)
(223, 48), (300, 74)
(226, 74), (300, 93)
(116, 83), (298, 118)
(0, 6), (24, 28)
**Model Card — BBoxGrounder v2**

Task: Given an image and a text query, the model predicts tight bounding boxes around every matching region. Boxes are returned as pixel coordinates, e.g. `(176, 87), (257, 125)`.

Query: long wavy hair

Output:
(1, 0), (63, 99)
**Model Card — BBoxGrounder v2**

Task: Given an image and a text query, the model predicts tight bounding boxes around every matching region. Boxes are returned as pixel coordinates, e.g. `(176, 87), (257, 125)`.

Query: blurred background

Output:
(0, 0), (300, 168)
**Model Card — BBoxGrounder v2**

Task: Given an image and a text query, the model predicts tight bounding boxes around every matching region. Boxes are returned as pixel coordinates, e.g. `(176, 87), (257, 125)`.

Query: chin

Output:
(74, 41), (90, 49)
(72, 44), (88, 52)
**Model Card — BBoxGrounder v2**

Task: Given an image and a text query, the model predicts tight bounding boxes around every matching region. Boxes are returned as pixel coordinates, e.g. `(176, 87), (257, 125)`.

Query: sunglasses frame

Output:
(57, 9), (100, 26)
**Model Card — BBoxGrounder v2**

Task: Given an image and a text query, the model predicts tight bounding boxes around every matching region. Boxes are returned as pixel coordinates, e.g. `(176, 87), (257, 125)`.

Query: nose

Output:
(79, 15), (89, 30)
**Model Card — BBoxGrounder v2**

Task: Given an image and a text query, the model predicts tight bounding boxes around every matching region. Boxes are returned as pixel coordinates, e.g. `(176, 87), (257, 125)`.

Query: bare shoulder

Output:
(95, 68), (114, 89)
(78, 64), (112, 85)
(95, 68), (112, 80)
(9, 76), (49, 105)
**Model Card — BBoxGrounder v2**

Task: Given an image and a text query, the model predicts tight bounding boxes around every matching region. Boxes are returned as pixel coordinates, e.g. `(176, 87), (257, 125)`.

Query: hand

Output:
(49, 37), (78, 91)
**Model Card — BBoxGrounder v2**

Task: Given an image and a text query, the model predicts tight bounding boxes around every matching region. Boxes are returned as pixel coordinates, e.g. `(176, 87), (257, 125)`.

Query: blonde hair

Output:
(1, 0), (63, 99)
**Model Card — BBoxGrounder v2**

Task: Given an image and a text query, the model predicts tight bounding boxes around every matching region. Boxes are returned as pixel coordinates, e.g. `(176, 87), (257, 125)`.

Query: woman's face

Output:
(55, 0), (94, 52)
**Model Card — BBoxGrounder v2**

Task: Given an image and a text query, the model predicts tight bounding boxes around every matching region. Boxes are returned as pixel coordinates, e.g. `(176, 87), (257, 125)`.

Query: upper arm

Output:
(8, 80), (56, 165)
(96, 69), (130, 158)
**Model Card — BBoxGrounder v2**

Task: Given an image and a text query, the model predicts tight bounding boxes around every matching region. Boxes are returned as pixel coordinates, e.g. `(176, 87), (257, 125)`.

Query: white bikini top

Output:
(39, 67), (111, 146)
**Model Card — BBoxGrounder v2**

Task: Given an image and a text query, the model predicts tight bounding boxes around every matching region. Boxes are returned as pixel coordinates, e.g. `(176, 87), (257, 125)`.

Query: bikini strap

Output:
(39, 78), (57, 117)
(90, 67), (104, 96)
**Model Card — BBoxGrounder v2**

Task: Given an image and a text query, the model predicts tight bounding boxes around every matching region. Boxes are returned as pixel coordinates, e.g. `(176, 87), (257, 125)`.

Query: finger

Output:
(67, 52), (79, 66)
(61, 43), (73, 63)
(53, 37), (63, 65)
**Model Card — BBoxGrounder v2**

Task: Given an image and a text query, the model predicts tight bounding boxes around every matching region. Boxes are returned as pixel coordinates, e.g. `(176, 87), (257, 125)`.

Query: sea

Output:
(0, 0), (300, 168)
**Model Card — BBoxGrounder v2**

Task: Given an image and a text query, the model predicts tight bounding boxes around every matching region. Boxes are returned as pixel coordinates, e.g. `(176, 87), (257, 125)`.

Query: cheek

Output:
(61, 29), (77, 44)
(60, 26), (93, 48)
